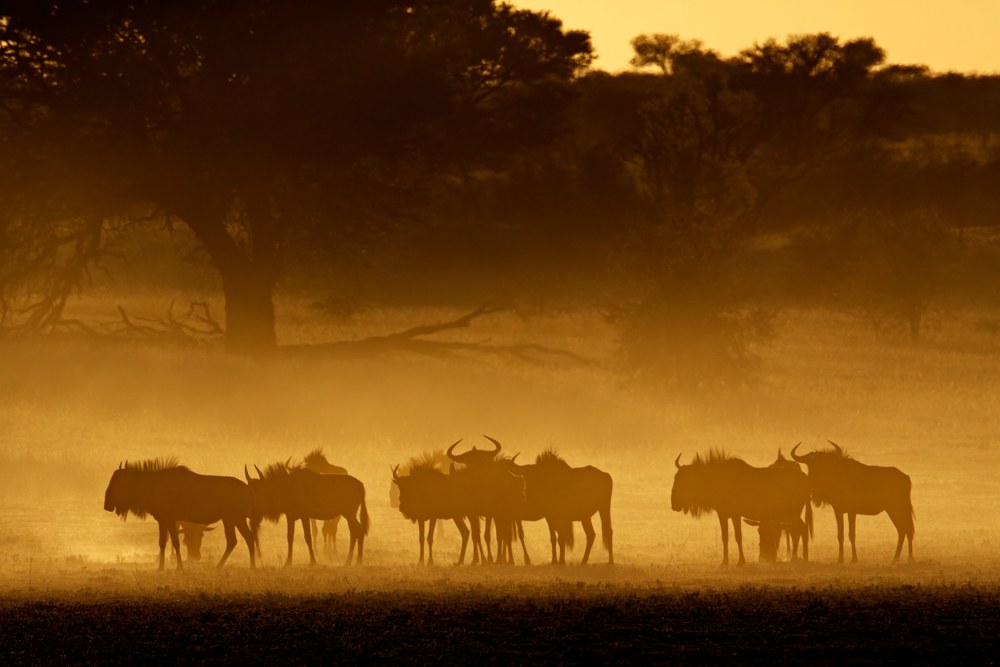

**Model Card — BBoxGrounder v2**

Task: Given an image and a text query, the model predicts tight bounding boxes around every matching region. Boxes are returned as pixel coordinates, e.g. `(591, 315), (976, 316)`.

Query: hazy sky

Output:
(512, 0), (1000, 74)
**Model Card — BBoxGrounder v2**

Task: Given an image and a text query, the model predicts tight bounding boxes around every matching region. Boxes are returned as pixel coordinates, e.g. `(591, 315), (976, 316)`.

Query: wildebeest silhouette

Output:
(743, 448), (813, 562)
(791, 441), (914, 563)
(302, 448), (348, 555)
(447, 437), (526, 564)
(177, 522), (215, 561)
(103, 459), (256, 570)
(246, 462), (369, 566)
(391, 453), (471, 565)
(672, 450), (811, 566)
(525, 449), (614, 565)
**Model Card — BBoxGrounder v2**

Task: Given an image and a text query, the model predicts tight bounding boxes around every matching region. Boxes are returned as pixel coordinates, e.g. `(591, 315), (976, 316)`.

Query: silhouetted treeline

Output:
(1, 4), (998, 380)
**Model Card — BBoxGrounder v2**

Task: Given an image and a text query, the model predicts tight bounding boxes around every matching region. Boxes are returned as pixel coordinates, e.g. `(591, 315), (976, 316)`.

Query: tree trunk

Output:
(220, 263), (277, 354)
(172, 196), (279, 355)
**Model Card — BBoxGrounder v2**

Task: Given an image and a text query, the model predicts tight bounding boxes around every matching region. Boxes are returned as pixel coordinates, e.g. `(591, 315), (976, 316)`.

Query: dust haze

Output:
(2, 298), (998, 580)
(2, 3), (1000, 661)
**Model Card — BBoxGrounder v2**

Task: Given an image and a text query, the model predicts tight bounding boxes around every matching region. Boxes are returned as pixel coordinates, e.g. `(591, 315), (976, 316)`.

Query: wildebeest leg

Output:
(717, 514), (730, 566)
(218, 521), (238, 568)
(835, 511), (845, 563)
(798, 518), (809, 561)
(848, 513), (858, 563)
(327, 517), (340, 555)
(733, 517), (746, 566)
(517, 521), (531, 566)
(302, 518), (318, 566)
(469, 515), (484, 565)
(157, 522), (169, 571)
(454, 518), (470, 565)
(427, 518), (437, 565)
(418, 519), (426, 565)
(580, 517), (596, 565)
(344, 513), (362, 566)
(167, 522), (183, 570)
(892, 522), (905, 563)
(284, 517), (296, 568)
(235, 519), (256, 568)
(545, 519), (558, 564)
(484, 516), (495, 564)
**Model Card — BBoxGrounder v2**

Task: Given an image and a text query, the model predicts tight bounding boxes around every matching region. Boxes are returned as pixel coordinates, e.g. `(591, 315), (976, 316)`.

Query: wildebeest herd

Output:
(103, 438), (913, 569)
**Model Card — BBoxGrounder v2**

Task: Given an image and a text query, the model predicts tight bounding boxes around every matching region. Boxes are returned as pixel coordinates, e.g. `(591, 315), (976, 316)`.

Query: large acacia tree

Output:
(0, 1), (591, 352)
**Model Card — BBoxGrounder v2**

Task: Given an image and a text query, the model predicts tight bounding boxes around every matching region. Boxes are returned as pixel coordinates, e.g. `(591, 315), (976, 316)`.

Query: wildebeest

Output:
(103, 459), (256, 570)
(743, 448), (812, 562)
(176, 522), (215, 561)
(671, 450), (811, 566)
(523, 449), (614, 565)
(447, 437), (525, 564)
(302, 448), (348, 555)
(791, 441), (914, 563)
(245, 462), (369, 566)
(391, 452), (471, 565)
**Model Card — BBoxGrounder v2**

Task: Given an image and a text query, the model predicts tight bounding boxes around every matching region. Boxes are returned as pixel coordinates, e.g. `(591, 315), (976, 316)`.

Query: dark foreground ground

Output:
(2, 585), (998, 665)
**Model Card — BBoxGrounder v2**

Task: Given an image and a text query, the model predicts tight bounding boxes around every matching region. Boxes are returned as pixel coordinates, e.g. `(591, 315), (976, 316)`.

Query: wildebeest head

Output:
(743, 518), (786, 562)
(390, 450), (450, 508)
(790, 441), (850, 466)
(446, 436), (501, 467)
(177, 522), (215, 560)
(244, 463), (291, 523)
(671, 451), (731, 517)
(104, 463), (130, 517)
(104, 459), (183, 520)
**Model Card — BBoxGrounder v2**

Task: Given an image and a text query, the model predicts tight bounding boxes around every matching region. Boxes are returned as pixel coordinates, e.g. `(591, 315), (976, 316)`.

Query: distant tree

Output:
(612, 33), (891, 388)
(0, 1), (592, 352)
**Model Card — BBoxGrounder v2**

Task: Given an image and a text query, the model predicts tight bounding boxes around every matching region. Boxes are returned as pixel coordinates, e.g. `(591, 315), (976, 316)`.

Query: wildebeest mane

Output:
(689, 449), (740, 467)
(406, 450), (449, 473)
(535, 449), (570, 468)
(303, 448), (331, 468)
(123, 457), (188, 474)
(258, 461), (303, 479)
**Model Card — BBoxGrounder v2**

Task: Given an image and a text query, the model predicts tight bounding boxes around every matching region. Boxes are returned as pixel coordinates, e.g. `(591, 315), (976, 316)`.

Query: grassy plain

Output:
(1, 300), (998, 661)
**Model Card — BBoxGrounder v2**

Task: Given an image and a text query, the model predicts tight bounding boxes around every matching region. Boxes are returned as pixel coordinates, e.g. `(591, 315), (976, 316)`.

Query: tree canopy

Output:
(0, 1), (592, 351)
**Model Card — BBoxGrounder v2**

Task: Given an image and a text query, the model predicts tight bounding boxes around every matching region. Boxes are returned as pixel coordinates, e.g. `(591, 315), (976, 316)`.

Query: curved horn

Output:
(285, 457), (293, 468)
(827, 440), (843, 454)
(482, 435), (502, 453)
(118, 461), (123, 470)
(511, 453), (520, 464)
(446, 438), (465, 461)
(674, 453), (683, 469)
(391, 464), (401, 481)
(244, 465), (252, 483)
(254, 464), (264, 479)
(790, 443), (805, 462)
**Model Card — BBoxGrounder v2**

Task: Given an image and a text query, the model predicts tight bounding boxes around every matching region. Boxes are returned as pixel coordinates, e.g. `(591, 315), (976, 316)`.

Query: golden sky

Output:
(512, 0), (1000, 74)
